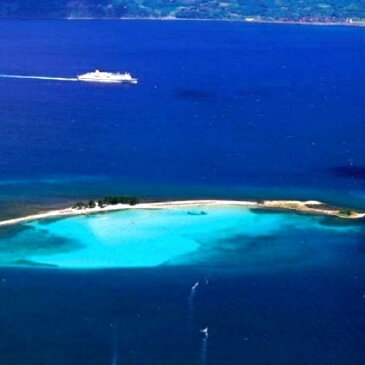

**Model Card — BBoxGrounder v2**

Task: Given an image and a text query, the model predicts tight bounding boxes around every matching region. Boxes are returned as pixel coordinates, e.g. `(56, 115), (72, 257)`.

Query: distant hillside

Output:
(0, 0), (364, 22)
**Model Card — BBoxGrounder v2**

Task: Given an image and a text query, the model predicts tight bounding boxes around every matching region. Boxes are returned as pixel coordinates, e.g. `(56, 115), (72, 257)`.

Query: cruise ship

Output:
(77, 70), (138, 84)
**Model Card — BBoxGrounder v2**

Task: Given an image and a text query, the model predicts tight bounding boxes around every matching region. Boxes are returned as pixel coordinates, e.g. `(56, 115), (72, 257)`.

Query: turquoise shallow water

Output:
(0, 206), (361, 269)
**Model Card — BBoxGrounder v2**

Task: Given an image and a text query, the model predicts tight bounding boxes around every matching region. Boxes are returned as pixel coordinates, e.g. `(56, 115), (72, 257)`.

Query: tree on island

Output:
(73, 196), (139, 209)
(100, 196), (139, 206)
(338, 209), (355, 217)
(88, 200), (96, 208)
(73, 201), (86, 209)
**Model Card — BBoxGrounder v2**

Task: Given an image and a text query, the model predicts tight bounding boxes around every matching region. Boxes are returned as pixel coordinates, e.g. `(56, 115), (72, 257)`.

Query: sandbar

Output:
(0, 199), (364, 228)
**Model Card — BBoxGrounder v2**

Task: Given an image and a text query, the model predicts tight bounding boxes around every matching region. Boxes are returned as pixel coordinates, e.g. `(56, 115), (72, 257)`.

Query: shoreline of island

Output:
(0, 199), (364, 228)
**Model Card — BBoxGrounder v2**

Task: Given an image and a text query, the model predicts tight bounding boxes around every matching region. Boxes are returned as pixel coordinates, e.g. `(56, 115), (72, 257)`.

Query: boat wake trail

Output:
(200, 327), (209, 365)
(188, 282), (199, 326)
(0, 74), (78, 82)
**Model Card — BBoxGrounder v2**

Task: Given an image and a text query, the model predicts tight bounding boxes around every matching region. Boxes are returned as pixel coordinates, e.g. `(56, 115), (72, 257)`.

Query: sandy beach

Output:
(0, 199), (364, 228)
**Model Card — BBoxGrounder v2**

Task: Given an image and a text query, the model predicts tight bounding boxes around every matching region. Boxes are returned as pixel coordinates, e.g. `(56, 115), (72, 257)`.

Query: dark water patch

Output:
(187, 210), (207, 216)
(175, 89), (216, 101)
(0, 227), (83, 257)
(329, 166), (365, 180)
(249, 208), (312, 220)
(11, 259), (59, 268)
(171, 230), (319, 268)
(249, 207), (286, 215)
(220, 234), (316, 266)
(35, 216), (76, 226)
(0, 224), (29, 239)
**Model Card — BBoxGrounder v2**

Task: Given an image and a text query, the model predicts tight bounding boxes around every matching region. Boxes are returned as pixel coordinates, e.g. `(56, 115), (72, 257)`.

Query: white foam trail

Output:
(111, 324), (118, 365)
(0, 74), (78, 82)
(200, 327), (208, 365)
(188, 281), (199, 325)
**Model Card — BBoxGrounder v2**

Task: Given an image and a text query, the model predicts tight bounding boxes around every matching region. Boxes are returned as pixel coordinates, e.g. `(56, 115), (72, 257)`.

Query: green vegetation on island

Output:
(0, 0), (364, 23)
(338, 209), (356, 217)
(73, 196), (139, 209)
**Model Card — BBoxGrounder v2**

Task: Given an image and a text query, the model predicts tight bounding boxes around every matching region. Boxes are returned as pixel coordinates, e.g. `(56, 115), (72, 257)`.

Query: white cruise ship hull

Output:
(77, 77), (137, 84)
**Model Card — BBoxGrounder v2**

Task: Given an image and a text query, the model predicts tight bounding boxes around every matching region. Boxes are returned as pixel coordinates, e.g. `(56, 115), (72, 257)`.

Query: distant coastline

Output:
(0, 16), (364, 28)
(107, 17), (365, 28)
(116, 17), (365, 27)
(0, 199), (364, 227)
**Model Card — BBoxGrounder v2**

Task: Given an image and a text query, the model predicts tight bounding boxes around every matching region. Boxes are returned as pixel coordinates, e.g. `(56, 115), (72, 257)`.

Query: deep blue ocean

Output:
(0, 20), (364, 364)
(0, 20), (365, 216)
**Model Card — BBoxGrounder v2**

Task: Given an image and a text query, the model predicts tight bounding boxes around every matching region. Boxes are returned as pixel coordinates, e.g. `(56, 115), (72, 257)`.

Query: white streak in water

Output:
(0, 74), (78, 82)
(188, 281), (199, 325)
(200, 327), (208, 365)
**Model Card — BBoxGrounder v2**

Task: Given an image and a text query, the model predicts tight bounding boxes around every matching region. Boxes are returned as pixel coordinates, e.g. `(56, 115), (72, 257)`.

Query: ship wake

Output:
(0, 74), (78, 82)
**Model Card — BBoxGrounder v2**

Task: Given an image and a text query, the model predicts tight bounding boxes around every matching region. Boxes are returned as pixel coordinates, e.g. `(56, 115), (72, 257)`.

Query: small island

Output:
(0, 197), (364, 228)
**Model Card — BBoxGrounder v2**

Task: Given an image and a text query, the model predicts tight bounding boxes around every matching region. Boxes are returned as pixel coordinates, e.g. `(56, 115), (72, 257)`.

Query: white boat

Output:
(77, 70), (138, 84)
